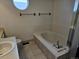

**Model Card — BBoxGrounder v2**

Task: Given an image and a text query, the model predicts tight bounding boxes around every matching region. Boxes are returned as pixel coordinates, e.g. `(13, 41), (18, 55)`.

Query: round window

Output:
(13, 0), (29, 10)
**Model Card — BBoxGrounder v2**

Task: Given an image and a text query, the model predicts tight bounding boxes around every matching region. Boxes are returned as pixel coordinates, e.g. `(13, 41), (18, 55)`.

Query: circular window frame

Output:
(13, 0), (29, 11)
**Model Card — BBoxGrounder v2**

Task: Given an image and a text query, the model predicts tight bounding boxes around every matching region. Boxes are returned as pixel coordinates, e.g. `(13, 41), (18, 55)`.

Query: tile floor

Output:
(23, 41), (47, 59)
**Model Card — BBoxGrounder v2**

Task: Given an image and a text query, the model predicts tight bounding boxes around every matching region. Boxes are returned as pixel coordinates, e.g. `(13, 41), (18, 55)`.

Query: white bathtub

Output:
(33, 31), (69, 59)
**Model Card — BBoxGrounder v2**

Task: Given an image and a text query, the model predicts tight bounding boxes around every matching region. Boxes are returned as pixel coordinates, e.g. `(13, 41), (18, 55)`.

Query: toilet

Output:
(16, 39), (22, 45)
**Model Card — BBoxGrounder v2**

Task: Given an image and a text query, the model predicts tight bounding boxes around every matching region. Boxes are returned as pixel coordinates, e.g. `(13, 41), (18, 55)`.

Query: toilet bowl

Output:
(16, 39), (22, 44)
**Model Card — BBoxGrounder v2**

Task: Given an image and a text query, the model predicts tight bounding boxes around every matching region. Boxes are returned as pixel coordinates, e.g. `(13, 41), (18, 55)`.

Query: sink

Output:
(0, 41), (15, 57)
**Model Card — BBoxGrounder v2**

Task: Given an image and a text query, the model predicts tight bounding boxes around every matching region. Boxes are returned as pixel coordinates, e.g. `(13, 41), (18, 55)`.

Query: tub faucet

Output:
(53, 40), (60, 49)
(56, 41), (60, 49)
(56, 40), (63, 49)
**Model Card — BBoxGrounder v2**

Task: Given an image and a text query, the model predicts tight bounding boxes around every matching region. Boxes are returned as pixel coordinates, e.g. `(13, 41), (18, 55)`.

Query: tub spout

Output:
(56, 41), (63, 49)
(53, 40), (62, 49)
(57, 41), (60, 49)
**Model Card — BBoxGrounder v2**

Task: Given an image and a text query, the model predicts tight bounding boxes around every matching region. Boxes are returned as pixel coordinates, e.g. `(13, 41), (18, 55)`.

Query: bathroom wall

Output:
(52, 0), (74, 44)
(0, 0), (53, 41)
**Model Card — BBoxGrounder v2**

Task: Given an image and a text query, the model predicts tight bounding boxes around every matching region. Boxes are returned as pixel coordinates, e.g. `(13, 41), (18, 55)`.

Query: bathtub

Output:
(33, 31), (69, 59)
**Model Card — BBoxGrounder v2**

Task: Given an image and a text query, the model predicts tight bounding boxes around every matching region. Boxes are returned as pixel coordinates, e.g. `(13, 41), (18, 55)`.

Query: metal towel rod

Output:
(20, 12), (36, 16)
(19, 12), (52, 16)
(38, 12), (51, 16)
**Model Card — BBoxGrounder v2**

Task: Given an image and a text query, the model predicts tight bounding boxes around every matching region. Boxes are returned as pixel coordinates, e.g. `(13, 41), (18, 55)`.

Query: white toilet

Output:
(16, 39), (22, 44)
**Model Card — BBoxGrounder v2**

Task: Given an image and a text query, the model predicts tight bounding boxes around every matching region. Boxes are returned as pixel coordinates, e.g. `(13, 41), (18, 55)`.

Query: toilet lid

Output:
(16, 39), (22, 43)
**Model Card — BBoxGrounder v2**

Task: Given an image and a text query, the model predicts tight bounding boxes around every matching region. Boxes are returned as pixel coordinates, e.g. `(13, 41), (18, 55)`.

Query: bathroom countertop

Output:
(0, 37), (19, 59)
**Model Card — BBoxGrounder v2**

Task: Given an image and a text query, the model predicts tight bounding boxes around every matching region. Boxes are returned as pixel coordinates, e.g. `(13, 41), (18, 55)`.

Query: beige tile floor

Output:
(23, 41), (47, 59)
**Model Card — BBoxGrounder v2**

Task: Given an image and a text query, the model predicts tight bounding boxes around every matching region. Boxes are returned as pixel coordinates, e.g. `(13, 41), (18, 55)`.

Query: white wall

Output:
(52, 0), (74, 45)
(0, 0), (53, 41)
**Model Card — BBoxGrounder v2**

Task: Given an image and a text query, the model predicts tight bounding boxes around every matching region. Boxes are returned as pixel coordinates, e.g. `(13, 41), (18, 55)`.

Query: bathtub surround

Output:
(52, 0), (79, 58)
(0, 0), (53, 41)
(33, 31), (69, 59)
(52, 0), (74, 45)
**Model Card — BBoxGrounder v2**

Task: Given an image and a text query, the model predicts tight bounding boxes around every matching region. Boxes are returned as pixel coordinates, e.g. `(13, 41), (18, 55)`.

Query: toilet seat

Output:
(16, 39), (22, 44)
